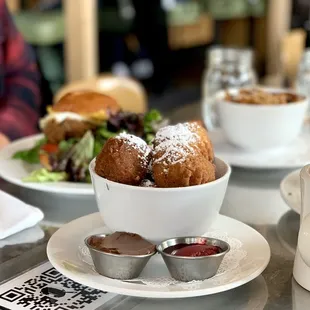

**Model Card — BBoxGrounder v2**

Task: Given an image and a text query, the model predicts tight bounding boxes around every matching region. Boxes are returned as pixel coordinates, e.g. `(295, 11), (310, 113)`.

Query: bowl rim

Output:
(84, 234), (156, 258)
(156, 236), (230, 260)
(216, 86), (308, 108)
(89, 156), (231, 192)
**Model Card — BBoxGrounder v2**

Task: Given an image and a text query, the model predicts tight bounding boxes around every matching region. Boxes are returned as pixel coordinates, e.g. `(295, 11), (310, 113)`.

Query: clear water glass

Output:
(201, 47), (257, 128)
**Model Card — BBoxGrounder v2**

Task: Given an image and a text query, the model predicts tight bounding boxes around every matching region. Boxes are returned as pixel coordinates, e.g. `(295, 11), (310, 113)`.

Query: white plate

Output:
(280, 169), (301, 214)
(0, 134), (93, 195)
(210, 127), (310, 169)
(47, 213), (271, 299)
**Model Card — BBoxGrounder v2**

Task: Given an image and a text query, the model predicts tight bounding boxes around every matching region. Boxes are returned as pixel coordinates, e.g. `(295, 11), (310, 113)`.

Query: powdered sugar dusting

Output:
(117, 132), (149, 153)
(187, 121), (201, 132)
(153, 123), (200, 166)
(155, 123), (199, 142)
(116, 132), (150, 166)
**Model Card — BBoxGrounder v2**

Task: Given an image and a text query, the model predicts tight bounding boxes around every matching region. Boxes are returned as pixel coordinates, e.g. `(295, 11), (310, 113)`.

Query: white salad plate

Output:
(280, 169), (301, 214)
(209, 126), (310, 170)
(47, 212), (271, 299)
(0, 134), (93, 195)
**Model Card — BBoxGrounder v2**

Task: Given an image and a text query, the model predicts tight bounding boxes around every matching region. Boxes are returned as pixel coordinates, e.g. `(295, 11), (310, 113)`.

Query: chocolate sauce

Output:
(164, 243), (222, 257)
(88, 232), (155, 255)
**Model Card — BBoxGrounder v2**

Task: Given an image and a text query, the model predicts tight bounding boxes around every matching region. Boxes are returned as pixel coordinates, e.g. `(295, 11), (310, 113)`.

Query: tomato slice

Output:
(40, 143), (59, 154)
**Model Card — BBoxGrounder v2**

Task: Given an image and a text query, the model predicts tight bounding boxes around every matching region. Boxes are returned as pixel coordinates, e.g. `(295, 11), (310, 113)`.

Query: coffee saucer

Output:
(209, 126), (310, 169)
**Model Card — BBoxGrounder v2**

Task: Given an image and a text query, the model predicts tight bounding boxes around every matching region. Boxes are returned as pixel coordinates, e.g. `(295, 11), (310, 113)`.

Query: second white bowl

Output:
(217, 88), (308, 151)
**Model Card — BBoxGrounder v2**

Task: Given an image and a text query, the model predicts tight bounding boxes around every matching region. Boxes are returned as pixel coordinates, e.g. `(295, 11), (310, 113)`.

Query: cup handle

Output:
(202, 96), (220, 131)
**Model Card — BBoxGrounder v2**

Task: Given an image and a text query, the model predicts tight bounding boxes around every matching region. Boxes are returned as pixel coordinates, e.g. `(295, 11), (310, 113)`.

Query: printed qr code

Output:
(0, 262), (115, 310)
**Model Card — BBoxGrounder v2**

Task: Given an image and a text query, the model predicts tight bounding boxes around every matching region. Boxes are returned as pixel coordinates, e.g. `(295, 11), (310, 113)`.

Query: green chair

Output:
(167, 1), (202, 26)
(202, 0), (266, 20)
(13, 7), (132, 93)
(13, 9), (65, 93)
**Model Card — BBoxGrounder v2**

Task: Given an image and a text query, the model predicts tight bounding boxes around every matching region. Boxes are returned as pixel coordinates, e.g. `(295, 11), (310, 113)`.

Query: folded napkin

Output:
(0, 226), (44, 248)
(0, 190), (44, 240)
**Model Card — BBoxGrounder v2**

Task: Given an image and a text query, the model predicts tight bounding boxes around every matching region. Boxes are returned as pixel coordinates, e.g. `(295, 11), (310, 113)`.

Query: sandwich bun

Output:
(40, 91), (121, 144)
(50, 91), (121, 121)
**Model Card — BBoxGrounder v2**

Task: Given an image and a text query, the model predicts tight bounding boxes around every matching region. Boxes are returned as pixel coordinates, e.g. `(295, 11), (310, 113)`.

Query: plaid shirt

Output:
(0, 0), (40, 140)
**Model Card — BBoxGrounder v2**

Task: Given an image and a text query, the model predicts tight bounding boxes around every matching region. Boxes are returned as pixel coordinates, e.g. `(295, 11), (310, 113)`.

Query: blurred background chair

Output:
(12, 2), (64, 93)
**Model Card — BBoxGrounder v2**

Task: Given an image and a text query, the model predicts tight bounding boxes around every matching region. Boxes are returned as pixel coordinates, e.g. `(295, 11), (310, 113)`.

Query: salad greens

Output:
(24, 131), (94, 183)
(13, 138), (47, 164)
(71, 131), (94, 168)
(13, 109), (167, 183)
(96, 126), (118, 140)
(93, 140), (103, 157)
(58, 138), (78, 152)
(93, 123), (118, 156)
(144, 109), (167, 144)
(144, 109), (163, 133)
(23, 168), (67, 182)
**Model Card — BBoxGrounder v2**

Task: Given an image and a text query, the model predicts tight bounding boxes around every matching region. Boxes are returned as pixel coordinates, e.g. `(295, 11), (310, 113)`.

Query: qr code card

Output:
(0, 261), (116, 310)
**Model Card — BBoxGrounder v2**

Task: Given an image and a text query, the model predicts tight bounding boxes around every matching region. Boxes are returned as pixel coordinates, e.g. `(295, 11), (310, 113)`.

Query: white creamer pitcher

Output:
(294, 165), (310, 290)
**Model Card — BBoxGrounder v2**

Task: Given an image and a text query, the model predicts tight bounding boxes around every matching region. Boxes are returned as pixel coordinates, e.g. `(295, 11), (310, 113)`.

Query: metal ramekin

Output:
(157, 236), (230, 282)
(85, 234), (156, 280)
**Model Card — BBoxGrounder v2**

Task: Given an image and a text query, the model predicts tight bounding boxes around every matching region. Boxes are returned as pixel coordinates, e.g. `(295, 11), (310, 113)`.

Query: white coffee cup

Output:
(203, 87), (308, 151)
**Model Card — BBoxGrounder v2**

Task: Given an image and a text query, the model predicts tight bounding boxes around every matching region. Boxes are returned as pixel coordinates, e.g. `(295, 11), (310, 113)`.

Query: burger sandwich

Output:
(13, 90), (166, 183)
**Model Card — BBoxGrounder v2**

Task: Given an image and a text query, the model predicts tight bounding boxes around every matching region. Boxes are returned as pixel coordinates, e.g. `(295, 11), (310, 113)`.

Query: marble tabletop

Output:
(0, 102), (309, 309)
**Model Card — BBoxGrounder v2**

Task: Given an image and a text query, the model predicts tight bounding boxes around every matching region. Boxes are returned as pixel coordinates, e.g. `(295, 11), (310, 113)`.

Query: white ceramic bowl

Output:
(216, 88), (308, 151)
(89, 157), (231, 243)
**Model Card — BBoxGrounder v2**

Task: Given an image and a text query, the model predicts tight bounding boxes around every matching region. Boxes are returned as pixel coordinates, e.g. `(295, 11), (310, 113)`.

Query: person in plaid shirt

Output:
(0, 0), (41, 148)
